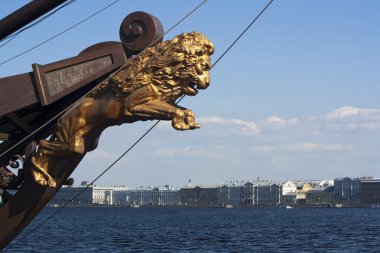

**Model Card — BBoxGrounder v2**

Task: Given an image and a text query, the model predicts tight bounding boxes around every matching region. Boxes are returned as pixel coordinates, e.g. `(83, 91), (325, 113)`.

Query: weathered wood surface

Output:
(0, 42), (126, 116)
(0, 11), (165, 250)
(0, 73), (38, 117)
(0, 155), (83, 250)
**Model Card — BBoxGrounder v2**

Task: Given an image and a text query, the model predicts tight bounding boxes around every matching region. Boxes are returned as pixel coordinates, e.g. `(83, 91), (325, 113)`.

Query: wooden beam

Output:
(0, 133), (9, 141)
(6, 113), (33, 134)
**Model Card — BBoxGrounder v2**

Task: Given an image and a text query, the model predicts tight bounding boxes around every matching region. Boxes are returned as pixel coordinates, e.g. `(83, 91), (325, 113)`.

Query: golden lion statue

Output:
(31, 32), (214, 187)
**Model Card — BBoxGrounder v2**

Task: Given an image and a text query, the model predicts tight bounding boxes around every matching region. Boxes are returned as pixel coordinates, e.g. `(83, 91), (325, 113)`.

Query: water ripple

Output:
(6, 207), (380, 252)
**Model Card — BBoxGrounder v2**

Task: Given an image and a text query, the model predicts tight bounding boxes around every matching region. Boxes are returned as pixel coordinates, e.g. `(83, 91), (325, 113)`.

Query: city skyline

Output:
(52, 176), (379, 208)
(76, 175), (375, 188)
(1, 1), (379, 186)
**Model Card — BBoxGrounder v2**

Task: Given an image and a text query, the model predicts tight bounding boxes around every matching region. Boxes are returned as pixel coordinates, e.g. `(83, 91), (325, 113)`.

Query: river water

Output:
(5, 207), (380, 252)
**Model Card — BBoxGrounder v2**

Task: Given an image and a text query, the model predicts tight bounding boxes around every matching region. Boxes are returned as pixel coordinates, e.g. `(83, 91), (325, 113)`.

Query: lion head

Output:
(89, 32), (214, 100)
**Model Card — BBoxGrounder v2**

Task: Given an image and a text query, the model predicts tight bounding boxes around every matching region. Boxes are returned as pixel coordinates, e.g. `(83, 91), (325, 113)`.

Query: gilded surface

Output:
(31, 32), (214, 187)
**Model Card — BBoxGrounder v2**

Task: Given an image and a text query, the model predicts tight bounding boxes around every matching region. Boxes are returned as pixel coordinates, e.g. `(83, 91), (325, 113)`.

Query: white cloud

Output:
(264, 116), (299, 128)
(230, 119), (261, 135)
(158, 106), (380, 139)
(157, 120), (171, 128)
(306, 106), (380, 131)
(153, 148), (177, 157)
(284, 142), (353, 152)
(159, 106), (380, 150)
(310, 131), (321, 137)
(325, 106), (380, 121)
(288, 118), (300, 125)
(87, 148), (114, 160)
(199, 116), (261, 135)
(265, 116), (287, 126)
(360, 122), (380, 130)
(199, 116), (227, 124)
(158, 116), (261, 135)
(255, 142), (353, 153)
(152, 145), (227, 158)
(255, 146), (276, 152)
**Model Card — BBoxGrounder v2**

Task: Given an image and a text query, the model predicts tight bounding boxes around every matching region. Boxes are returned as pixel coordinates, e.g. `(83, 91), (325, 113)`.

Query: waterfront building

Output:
(129, 187), (154, 205)
(360, 178), (380, 207)
(255, 183), (281, 206)
(180, 186), (219, 206)
(243, 182), (254, 205)
(281, 180), (297, 205)
(282, 193), (296, 205)
(52, 186), (92, 205)
(48, 177), (380, 208)
(219, 181), (245, 206)
(151, 186), (180, 205)
(120, 185), (181, 206)
(51, 185), (180, 206)
(319, 180), (334, 188)
(51, 185), (127, 205)
(282, 180), (297, 195)
(220, 180), (281, 206)
(305, 186), (334, 206)
(112, 187), (130, 205)
(296, 183), (315, 205)
(226, 183), (244, 205)
(334, 177), (361, 205)
(92, 186), (115, 205)
(219, 185), (230, 205)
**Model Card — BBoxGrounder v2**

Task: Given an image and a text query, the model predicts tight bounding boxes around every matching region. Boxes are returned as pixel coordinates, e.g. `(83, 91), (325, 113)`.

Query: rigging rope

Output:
(2, 0), (208, 250)
(212, 0), (273, 67)
(3, 0), (274, 250)
(0, 0), (78, 47)
(0, 0), (208, 167)
(0, 0), (119, 67)
(0, 0), (121, 159)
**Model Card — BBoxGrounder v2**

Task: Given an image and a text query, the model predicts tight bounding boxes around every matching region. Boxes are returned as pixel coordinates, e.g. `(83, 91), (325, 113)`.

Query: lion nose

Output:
(204, 75), (210, 87)
(200, 82), (209, 89)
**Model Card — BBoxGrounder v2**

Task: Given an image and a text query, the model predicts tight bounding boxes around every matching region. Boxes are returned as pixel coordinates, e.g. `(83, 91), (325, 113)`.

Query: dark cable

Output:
(212, 0), (274, 68)
(5, 1), (275, 247)
(0, 0), (120, 67)
(5, 121), (161, 252)
(2, 1), (208, 251)
(0, 0), (77, 47)
(0, 0), (208, 163)
(0, 0), (122, 159)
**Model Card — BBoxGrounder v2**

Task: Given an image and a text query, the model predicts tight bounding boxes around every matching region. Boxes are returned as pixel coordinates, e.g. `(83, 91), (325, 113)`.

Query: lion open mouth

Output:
(185, 82), (199, 95)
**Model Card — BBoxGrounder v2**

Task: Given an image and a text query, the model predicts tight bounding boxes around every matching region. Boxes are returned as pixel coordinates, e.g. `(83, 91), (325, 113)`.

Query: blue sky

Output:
(1, 0), (379, 187)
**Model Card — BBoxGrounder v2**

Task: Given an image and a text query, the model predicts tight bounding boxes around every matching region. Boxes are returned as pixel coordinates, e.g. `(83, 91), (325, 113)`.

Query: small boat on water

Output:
(285, 205), (293, 209)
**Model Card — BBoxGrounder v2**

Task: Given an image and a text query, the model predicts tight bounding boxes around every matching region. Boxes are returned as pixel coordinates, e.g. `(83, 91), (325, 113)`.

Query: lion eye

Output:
(196, 50), (204, 56)
(195, 64), (203, 74)
(203, 62), (210, 71)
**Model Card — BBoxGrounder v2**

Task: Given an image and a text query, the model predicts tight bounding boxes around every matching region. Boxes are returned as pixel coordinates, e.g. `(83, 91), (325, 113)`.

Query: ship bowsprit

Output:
(0, 7), (164, 249)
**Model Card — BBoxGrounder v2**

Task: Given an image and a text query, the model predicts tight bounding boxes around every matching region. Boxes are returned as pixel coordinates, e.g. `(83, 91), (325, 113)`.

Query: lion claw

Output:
(190, 123), (200, 129)
(173, 123), (190, 131)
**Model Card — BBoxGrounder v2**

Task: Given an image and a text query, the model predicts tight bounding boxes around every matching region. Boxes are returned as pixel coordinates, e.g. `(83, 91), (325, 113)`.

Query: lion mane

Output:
(88, 32), (215, 100)
(30, 32), (214, 188)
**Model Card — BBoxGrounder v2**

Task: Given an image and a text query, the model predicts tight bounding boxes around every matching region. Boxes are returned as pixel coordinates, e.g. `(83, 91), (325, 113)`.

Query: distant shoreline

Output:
(48, 204), (376, 209)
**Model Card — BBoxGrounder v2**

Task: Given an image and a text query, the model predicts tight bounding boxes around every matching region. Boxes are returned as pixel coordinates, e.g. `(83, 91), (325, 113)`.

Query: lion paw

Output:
(189, 123), (201, 129)
(173, 122), (191, 131)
